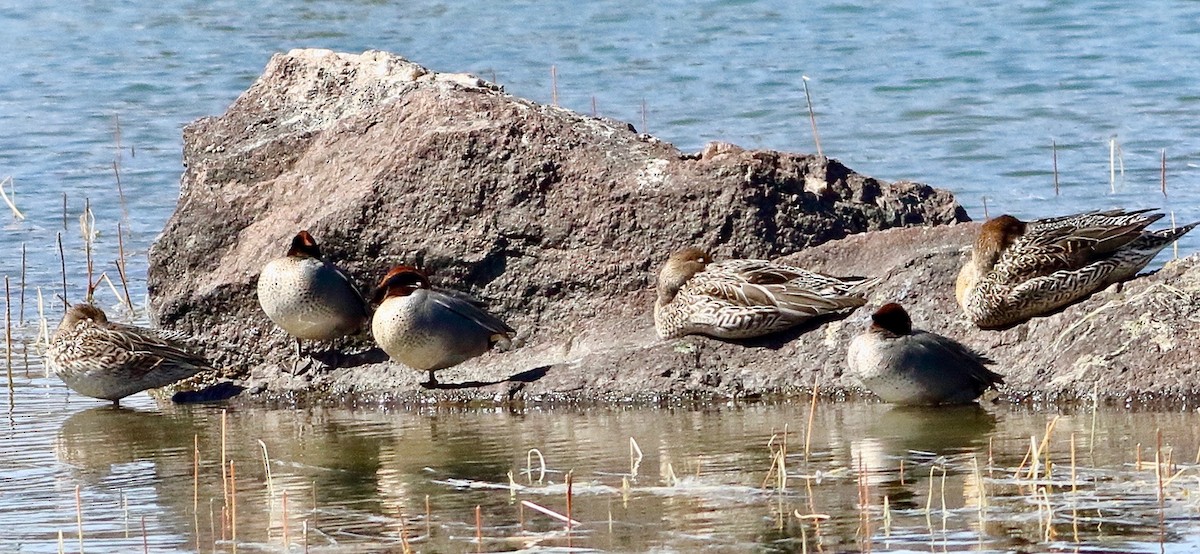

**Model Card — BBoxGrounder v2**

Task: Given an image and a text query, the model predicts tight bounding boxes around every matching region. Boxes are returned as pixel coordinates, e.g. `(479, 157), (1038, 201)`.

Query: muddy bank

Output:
(147, 49), (1199, 406)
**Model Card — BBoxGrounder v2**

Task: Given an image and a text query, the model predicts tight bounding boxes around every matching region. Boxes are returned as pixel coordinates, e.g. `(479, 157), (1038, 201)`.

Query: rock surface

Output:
(147, 49), (1200, 406)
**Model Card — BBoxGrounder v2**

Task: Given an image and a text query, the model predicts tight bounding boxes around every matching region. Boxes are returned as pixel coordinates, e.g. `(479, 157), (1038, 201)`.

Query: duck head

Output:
(870, 302), (912, 337)
(372, 266), (432, 304)
(60, 303), (108, 330)
(287, 230), (322, 259)
(974, 215), (1025, 272)
(657, 247), (711, 305)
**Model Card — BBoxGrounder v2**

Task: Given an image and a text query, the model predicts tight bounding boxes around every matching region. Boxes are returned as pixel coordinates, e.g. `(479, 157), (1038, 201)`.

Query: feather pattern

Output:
(46, 304), (210, 404)
(655, 247), (875, 340)
(957, 209), (1198, 328)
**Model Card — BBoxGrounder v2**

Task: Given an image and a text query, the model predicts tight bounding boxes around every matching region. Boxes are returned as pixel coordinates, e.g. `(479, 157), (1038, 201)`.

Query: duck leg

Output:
(291, 338), (314, 375)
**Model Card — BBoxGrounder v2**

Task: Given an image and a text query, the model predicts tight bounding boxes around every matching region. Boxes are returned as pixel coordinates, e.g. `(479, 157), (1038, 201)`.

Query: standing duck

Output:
(956, 209), (1198, 328)
(46, 304), (211, 406)
(371, 266), (515, 386)
(654, 247), (875, 340)
(848, 303), (1003, 405)
(257, 230), (370, 371)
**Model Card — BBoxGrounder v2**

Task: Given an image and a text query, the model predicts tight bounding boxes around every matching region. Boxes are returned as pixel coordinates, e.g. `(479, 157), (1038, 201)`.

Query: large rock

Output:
(150, 49), (1197, 406)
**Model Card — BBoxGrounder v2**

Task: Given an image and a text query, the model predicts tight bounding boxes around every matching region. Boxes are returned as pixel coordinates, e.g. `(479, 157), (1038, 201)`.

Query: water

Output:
(6, 375), (1200, 552)
(4, 0), (1200, 551)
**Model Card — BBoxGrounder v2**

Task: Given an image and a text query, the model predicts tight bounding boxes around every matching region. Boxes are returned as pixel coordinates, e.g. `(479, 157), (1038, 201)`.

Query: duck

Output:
(956, 209), (1198, 328)
(848, 303), (1003, 405)
(46, 304), (211, 406)
(371, 265), (515, 386)
(654, 247), (875, 340)
(256, 230), (370, 372)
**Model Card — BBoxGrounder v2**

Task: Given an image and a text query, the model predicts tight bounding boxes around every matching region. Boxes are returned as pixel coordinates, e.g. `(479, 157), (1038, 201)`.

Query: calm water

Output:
(6, 358), (1200, 553)
(4, 0), (1200, 552)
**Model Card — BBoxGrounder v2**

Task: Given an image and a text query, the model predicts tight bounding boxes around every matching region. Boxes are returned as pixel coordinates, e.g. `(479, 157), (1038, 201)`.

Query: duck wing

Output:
(694, 271), (868, 319)
(911, 330), (1004, 389)
(95, 322), (211, 377)
(428, 291), (515, 344)
(997, 209), (1160, 281)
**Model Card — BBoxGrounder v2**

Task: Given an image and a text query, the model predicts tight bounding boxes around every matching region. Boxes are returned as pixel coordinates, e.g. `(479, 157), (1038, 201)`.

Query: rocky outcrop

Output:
(147, 49), (1200, 406)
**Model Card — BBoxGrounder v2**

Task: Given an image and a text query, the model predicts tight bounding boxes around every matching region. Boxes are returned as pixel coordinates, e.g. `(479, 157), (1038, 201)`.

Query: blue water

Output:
(3, 0), (1200, 306)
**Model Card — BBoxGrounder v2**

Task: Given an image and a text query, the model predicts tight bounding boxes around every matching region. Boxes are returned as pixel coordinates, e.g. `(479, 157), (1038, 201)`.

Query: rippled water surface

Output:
(5, 371), (1200, 553)
(5, 1), (1200, 552)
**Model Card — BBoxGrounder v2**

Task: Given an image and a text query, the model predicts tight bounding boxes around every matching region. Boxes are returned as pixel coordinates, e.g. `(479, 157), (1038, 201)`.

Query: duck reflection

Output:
(850, 404), (996, 510)
(55, 406), (202, 478)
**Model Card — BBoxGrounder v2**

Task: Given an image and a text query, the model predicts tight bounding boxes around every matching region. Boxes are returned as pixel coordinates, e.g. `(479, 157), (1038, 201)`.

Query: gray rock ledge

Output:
(147, 49), (1198, 407)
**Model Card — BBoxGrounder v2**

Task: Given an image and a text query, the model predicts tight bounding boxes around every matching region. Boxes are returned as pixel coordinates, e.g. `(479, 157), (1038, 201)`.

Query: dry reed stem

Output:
(1156, 429), (1165, 508)
(141, 515), (148, 554)
(591, 96), (597, 117)
(526, 448), (546, 484)
(115, 222), (133, 310)
(1136, 442), (1142, 471)
(19, 244), (25, 325)
(5, 276), (13, 397)
(1070, 432), (1077, 494)
(257, 440), (275, 543)
(1040, 486), (1053, 542)
(474, 505), (482, 553)
(99, 274), (122, 306)
(194, 434), (200, 553)
(221, 410), (228, 508)
(82, 198), (95, 302)
(1161, 149), (1168, 196)
(566, 471), (574, 534)
(629, 437), (643, 479)
(425, 494), (431, 538)
(113, 160), (128, 220)
(122, 491), (129, 537)
(805, 385), (818, 460)
(398, 509), (411, 554)
(57, 529), (64, 554)
(1052, 140), (1059, 196)
(550, 65), (558, 106)
(282, 489), (289, 549)
(520, 500), (581, 526)
(303, 520), (308, 554)
(36, 287), (48, 349)
(57, 233), (67, 310)
(1108, 137), (1116, 193)
(1029, 415), (1062, 481)
(924, 466), (935, 520)
(0, 176), (25, 220)
(982, 197), (989, 219)
(1171, 211), (1179, 259)
(62, 192), (67, 230)
(230, 460), (237, 548)
(882, 495), (891, 537)
(801, 76), (823, 158)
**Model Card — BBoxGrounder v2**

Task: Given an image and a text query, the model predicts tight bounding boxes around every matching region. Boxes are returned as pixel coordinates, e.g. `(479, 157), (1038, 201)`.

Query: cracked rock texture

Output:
(148, 49), (1198, 406)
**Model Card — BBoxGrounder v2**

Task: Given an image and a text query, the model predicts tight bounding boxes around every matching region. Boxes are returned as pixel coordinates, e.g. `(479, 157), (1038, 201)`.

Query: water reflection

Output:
(0, 399), (1195, 552)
